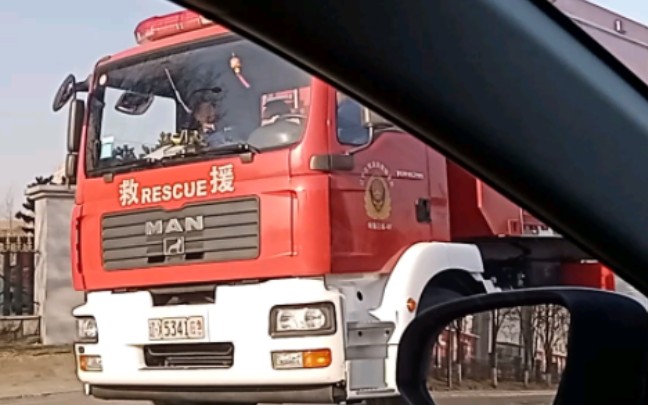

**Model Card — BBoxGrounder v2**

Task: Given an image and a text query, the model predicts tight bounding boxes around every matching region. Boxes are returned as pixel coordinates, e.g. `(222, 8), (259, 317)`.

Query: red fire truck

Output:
(52, 5), (620, 404)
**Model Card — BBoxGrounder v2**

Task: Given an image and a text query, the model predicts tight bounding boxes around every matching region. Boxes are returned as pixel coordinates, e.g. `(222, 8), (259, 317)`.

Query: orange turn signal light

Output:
(78, 354), (102, 372)
(406, 298), (417, 313)
(303, 349), (332, 368)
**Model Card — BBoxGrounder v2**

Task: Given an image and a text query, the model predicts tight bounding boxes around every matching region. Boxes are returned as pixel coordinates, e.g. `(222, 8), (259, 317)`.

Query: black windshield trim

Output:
(95, 33), (241, 77)
(87, 141), (298, 178)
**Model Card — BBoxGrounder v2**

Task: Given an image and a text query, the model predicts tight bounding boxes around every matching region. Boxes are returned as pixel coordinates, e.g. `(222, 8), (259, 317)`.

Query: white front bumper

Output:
(73, 278), (346, 389)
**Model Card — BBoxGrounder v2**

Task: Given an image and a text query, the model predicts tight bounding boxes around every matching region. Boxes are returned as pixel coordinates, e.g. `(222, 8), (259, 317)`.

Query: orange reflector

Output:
(303, 349), (332, 368)
(406, 298), (417, 313)
(78, 354), (102, 372)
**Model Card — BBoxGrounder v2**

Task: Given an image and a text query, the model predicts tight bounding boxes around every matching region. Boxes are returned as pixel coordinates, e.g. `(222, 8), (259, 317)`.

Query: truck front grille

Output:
(143, 342), (234, 369)
(101, 198), (260, 270)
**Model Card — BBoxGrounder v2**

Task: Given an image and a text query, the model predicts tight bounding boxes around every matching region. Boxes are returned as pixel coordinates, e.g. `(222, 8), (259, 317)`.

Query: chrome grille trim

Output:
(101, 198), (260, 270)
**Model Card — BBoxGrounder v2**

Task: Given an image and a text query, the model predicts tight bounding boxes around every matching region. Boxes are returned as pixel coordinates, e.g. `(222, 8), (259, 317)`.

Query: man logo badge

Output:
(144, 215), (205, 257)
(145, 216), (205, 236)
(163, 237), (186, 256)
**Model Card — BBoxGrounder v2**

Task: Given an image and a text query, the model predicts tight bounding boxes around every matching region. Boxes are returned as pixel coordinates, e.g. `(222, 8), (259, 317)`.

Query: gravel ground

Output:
(0, 346), (78, 399)
(0, 346), (555, 404)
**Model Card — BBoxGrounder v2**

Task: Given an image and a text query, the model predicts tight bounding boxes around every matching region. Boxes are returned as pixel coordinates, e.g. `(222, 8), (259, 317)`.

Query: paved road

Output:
(0, 392), (554, 405)
(436, 395), (552, 405)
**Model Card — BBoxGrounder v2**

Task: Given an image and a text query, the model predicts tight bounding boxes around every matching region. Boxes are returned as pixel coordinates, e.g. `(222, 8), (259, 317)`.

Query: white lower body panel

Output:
(73, 278), (347, 403)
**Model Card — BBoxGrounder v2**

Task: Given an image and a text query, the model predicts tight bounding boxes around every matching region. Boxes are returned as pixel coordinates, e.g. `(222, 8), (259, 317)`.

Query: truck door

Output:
(329, 91), (434, 274)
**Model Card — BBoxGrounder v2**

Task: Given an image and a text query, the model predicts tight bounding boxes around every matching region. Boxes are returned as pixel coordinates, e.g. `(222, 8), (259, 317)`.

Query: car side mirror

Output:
(115, 91), (154, 115)
(396, 288), (648, 405)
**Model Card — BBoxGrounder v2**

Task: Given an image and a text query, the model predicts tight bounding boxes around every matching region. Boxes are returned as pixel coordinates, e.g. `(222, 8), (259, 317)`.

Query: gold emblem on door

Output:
(364, 175), (392, 220)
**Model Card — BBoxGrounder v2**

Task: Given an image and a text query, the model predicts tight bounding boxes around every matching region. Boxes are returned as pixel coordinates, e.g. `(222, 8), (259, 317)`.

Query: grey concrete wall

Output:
(28, 185), (83, 345)
(0, 316), (40, 344)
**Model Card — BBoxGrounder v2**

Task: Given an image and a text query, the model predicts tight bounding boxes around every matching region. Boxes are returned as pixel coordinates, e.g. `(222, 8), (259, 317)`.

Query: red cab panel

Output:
(329, 131), (450, 274)
(447, 161), (537, 239)
(77, 150), (331, 291)
(70, 204), (85, 290)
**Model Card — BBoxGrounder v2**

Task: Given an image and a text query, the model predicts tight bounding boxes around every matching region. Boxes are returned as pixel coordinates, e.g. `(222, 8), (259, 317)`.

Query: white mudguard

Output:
(339, 242), (497, 400)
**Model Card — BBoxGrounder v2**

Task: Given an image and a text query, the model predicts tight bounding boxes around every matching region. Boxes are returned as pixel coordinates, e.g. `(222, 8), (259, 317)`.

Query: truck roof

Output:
(554, 0), (648, 83)
(97, 13), (231, 69)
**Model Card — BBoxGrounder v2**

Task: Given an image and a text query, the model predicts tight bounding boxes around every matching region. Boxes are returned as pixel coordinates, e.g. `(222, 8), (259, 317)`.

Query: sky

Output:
(0, 0), (645, 210)
(0, 0), (182, 211)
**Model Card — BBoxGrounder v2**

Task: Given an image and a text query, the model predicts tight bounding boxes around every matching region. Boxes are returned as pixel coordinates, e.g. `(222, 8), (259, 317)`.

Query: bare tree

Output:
(511, 305), (537, 386)
(453, 317), (465, 383)
(489, 307), (516, 387)
(3, 187), (15, 234)
(445, 325), (453, 388)
(533, 304), (570, 385)
(15, 176), (54, 235)
(445, 316), (472, 386)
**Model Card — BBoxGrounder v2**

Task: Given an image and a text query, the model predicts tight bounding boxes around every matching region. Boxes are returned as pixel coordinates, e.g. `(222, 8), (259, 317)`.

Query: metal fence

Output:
(0, 236), (35, 316)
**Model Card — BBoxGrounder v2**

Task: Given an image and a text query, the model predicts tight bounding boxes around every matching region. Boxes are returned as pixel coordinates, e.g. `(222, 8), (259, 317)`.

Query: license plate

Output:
(148, 316), (205, 341)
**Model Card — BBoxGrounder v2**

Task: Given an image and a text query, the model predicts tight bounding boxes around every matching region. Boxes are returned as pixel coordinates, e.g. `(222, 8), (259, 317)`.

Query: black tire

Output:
(152, 402), (184, 405)
(153, 402), (257, 405)
(364, 396), (406, 405)
(417, 286), (464, 314)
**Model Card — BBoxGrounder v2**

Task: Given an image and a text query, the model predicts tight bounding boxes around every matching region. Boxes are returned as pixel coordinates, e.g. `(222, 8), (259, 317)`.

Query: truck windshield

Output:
(86, 36), (312, 174)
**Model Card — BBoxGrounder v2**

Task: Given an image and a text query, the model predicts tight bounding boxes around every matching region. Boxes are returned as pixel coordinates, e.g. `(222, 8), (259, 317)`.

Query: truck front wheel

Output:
(417, 286), (463, 314)
(364, 397), (405, 405)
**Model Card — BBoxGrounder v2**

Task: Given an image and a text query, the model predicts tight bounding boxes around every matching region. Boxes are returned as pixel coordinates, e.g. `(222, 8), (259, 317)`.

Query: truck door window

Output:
(336, 91), (370, 146)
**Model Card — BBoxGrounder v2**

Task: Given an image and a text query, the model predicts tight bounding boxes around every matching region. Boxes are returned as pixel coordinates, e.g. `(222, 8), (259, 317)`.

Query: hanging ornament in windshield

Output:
(229, 52), (250, 88)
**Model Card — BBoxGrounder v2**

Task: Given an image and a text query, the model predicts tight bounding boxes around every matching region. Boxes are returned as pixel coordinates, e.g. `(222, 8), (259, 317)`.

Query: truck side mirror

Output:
(345, 106), (396, 155)
(68, 99), (85, 153)
(115, 91), (154, 115)
(53, 74), (77, 112)
(65, 153), (78, 185)
(361, 106), (393, 129)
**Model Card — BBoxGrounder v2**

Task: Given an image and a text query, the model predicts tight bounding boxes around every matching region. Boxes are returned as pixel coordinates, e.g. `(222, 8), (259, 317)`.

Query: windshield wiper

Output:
(91, 143), (261, 176)
(155, 142), (261, 165)
(208, 142), (261, 155)
(89, 157), (164, 177)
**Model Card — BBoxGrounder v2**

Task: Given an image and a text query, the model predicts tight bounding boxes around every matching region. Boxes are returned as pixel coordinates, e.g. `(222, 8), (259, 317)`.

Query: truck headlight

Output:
(76, 316), (98, 343)
(269, 302), (336, 337)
